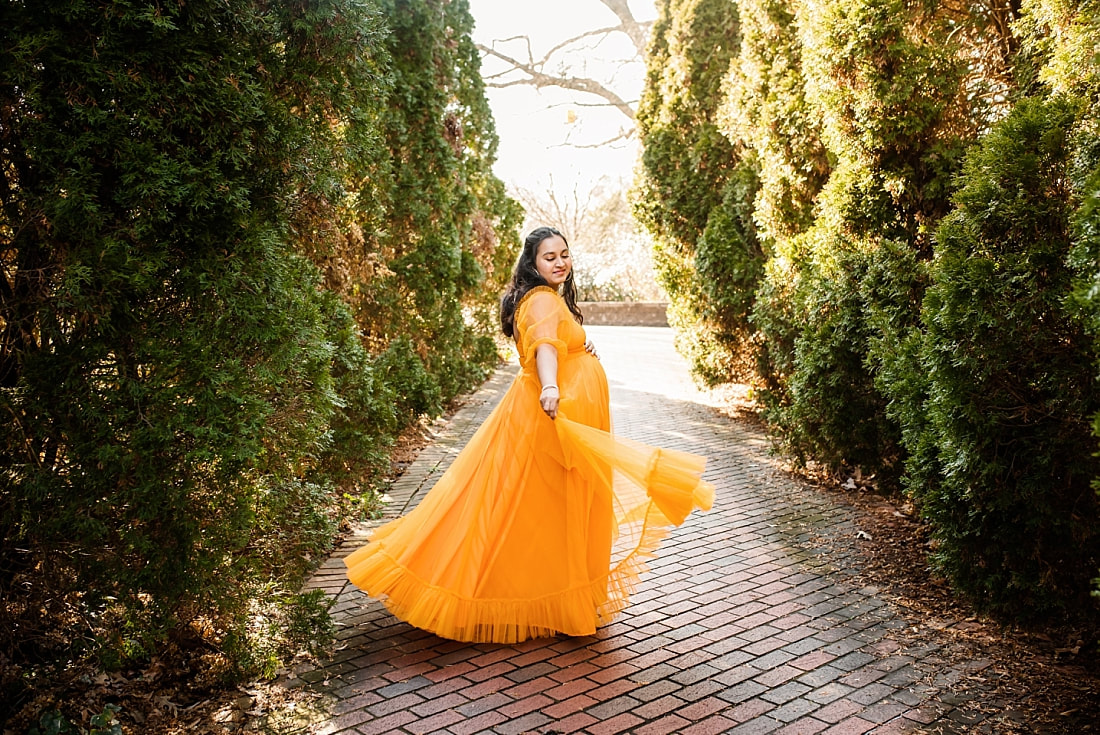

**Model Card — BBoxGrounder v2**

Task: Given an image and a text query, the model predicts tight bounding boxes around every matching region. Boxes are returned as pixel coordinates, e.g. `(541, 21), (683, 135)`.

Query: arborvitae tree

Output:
(259, 0), (441, 510)
(355, 0), (522, 401)
(751, 0), (977, 477)
(913, 97), (1099, 616)
(1073, 145), (1100, 602)
(300, 0), (520, 490)
(0, 0), (519, 687)
(719, 0), (829, 244)
(1018, 0), (1100, 97)
(634, 0), (763, 384)
(0, 0), (391, 665)
(716, 0), (830, 418)
(1023, 0), (1100, 603)
(629, 0), (1100, 620)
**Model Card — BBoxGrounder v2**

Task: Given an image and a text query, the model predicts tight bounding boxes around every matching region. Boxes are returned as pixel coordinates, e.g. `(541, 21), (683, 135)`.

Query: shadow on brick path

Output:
(269, 327), (1014, 735)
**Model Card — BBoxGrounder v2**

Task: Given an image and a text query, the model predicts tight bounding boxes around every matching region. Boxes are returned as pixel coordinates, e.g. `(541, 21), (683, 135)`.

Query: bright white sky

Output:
(466, 0), (657, 197)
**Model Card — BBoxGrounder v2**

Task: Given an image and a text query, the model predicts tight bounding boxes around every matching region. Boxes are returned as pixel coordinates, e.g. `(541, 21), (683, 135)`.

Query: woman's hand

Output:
(540, 385), (560, 419)
(585, 340), (599, 360)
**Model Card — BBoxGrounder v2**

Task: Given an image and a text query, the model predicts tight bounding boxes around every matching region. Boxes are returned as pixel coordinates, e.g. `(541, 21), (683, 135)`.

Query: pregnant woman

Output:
(345, 226), (713, 643)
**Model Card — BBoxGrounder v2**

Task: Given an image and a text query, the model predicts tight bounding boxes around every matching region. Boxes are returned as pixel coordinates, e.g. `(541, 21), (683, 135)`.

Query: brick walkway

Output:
(278, 327), (1006, 735)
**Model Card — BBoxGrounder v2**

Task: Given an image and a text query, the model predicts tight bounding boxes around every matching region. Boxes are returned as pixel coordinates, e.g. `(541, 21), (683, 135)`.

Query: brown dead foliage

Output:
(789, 461), (1100, 734)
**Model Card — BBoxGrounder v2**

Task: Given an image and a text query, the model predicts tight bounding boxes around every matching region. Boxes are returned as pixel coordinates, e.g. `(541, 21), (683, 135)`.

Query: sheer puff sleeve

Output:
(516, 287), (570, 365)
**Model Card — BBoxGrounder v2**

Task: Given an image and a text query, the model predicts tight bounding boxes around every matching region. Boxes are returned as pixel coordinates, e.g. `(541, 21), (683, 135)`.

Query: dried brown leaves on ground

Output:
(766, 447), (1100, 734)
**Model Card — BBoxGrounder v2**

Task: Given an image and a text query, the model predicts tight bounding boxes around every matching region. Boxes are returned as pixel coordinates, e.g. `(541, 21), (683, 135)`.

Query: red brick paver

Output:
(276, 327), (1013, 734)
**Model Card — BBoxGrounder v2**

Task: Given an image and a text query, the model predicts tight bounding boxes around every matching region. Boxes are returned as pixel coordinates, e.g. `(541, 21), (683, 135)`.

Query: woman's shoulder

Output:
(516, 285), (562, 314)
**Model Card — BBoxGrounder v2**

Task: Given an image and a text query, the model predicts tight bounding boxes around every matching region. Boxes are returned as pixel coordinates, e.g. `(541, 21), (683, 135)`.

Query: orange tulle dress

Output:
(344, 286), (714, 643)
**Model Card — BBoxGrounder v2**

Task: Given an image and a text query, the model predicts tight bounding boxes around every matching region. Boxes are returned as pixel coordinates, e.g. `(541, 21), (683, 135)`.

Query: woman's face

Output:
(534, 234), (571, 288)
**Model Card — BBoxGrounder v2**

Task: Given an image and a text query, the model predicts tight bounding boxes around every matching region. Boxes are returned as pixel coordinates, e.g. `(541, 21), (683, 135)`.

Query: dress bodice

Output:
(514, 286), (586, 370)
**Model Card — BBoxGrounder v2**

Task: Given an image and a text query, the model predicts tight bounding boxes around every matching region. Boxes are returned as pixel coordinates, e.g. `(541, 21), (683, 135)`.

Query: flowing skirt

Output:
(345, 356), (713, 643)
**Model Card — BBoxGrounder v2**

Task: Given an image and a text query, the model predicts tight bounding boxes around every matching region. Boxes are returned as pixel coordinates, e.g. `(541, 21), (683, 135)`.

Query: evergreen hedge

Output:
(1, 0), (345, 661)
(909, 97), (1099, 614)
(1071, 115), (1100, 600)
(634, 0), (764, 384)
(353, 0), (521, 402)
(636, 0), (1100, 618)
(0, 0), (518, 688)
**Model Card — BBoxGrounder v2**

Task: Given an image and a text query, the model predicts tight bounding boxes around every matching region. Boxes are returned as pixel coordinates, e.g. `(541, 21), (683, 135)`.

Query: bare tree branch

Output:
(550, 100), (641, 109)
(554, 121), (634, 150)
(541, 26), (629, 60)
(476, 1), (652, 146)
(596, 0), (652, 56)
(541, 27), (620, 61)
(478, 43), (636, 121)
(564, 131), (633, 149)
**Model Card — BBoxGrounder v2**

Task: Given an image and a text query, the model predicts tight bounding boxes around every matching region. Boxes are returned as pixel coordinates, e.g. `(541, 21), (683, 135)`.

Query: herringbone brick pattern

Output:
(279, 327), (997, 735)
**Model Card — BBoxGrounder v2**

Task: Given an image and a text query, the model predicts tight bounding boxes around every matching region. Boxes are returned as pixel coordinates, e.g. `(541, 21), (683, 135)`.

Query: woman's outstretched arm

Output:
(535, 343), (560, 419)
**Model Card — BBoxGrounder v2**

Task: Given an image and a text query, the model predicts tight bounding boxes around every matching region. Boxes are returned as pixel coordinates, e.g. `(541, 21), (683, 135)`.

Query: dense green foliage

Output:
(0, 0), (518, 696)
(635, 0), (1100, 617)
(350, 0), (522, 399)
(719, 0), (828, 243)
(634, 0), (764, 384)
(913, 97), (1099, 614)
(1046, 0), (1100, 598)
(754, 0), (975, 481)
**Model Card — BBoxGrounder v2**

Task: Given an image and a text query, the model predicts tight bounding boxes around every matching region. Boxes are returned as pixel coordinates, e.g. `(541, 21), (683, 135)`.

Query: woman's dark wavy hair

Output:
(500, 226), (583, 339)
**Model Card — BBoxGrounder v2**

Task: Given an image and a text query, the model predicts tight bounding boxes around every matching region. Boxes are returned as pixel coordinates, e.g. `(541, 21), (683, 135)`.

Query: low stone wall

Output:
(577, 301), (669, 327)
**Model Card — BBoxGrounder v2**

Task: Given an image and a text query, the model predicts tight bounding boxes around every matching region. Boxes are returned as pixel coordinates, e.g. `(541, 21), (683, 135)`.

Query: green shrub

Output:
(223, 589), (337, 680)
(634, 0), (764, 382)
(314, 301), (443, 494)
(749, 0), (974, 478)
(655, 158), (763, 385)
(719, 0), (829, 244)
(762, 240), (901, 476)
(911, 97), (1100, 616)
(354, 0), (522, 403)
(861, 240), (933, 489)
(696, 162), (766, 341)
(750, 243), (804, 397)
(1069, 111), (1100, 601)
(0, 0), (408, 679)
(753, 166), (925, 479)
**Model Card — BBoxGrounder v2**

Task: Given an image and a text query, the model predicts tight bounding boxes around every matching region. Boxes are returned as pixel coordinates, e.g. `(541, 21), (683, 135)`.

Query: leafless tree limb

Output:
(596, 0), (651, 56)
(478, 43), (637, 121)
(475, 0), (646, 126)
(476, 1), (652, 145)
(542, 27), (621, 61)
(555, 130), (634, 149)
(548, 100), (641, 110)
